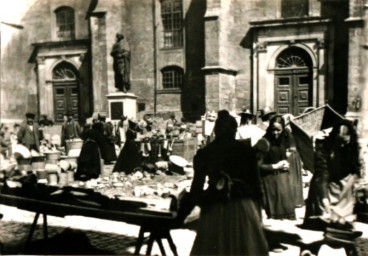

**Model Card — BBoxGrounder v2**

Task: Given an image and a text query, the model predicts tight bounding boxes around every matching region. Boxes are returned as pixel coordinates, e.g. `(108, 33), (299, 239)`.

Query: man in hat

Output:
(236, 108), (264, 146)
(258, 107), (276, 131)
(17, 112), (41, 151)
(61, 111), (81, 147)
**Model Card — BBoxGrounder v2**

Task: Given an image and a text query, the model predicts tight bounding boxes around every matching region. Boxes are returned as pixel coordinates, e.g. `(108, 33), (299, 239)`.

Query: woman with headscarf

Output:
(179, 110), (268, 255)
(303, 119), (361, 230)
(113, 128), (141, 174)
(260, 115), (296, 220)
(75, 123), (105, 181)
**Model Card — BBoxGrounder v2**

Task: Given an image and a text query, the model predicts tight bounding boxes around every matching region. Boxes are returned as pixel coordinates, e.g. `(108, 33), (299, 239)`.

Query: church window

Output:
(162, 66), (183, 89)
(161, 0), (183, 48)
(55, 6), (75, 40)
(281, 0), (309, 18)
(53, 62), (77, 80)
(276, 47), (312, 69)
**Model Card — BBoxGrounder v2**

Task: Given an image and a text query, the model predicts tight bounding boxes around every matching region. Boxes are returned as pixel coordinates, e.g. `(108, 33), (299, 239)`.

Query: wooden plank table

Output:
(0, 191), (180, 255)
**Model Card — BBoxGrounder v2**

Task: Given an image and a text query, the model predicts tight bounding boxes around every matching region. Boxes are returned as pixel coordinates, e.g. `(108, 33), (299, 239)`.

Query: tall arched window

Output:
(281, 0), (309, 18)
(162, 66), (183, 89)
(55, 6), (75, 40)
(161, 0), (183, 48)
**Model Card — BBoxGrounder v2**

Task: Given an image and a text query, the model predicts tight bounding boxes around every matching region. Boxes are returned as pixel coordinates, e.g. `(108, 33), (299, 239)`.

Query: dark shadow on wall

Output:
(321, 1), (349, 115)
(182, 0), (207, 122)
(78, 49), (93, 125)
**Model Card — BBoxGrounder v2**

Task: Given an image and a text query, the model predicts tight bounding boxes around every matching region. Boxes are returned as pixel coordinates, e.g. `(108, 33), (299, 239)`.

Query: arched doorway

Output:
(274, 46), (313, 115)
(52, 62), (80, 122)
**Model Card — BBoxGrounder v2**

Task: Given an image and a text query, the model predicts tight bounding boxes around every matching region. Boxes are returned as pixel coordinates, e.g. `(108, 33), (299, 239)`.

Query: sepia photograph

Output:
(0, 0), (368, 255)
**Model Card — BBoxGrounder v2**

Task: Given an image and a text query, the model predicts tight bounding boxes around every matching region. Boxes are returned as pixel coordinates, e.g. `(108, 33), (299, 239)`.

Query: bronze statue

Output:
(111, 33), (131, 92)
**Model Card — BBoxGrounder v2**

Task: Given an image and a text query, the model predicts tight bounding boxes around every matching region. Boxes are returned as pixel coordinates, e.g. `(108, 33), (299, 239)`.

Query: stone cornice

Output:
(201, 66), (238, 75)
(28, 39), (90, 63)
(250, 17), (331, 29)
(345, 17), (364, 24)
(106, 92), (138, 100)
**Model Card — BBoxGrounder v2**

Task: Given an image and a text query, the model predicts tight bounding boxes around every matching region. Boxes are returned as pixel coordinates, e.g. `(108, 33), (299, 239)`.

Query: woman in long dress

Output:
(75, 123), (105, 180)
(182, 110), (268, 255)
(303, 119), (360, 230)
(260, 115), (296, 220)
(113, 129), (141, 174)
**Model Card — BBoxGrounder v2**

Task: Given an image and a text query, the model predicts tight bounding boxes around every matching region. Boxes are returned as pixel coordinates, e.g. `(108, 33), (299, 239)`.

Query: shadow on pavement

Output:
(0, 220), (140, 255)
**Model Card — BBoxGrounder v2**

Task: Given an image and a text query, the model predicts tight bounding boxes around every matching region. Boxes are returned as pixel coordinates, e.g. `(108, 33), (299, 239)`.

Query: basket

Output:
(45, 151), (61, 161)
(290, 104), (344, 173)
(65, 139), (84, 155)
(17, 158), (32, 171)
(31, 156), (46, 170)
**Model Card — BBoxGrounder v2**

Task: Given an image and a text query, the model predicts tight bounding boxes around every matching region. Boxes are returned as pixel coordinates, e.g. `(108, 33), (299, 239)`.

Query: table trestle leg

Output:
(134, 227), (145, 255)
(25, 212), (40, 247)
(42, 213), (48, 239)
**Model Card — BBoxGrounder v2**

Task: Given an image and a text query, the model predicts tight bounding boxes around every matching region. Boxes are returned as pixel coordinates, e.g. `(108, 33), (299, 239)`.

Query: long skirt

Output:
(288, 151), (304, 207)
(191, 198), (269, 256)
(329, 174), (356, 219)
(262, 172), (296, 219)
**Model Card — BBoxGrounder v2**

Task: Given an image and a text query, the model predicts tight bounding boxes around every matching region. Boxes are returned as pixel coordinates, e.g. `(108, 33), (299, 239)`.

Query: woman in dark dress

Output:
(113, 129), (141, 174)
(99, 116), (117, 164)
(260, 115), (296, 220)
(75, 123), (105, 180)
(303, 119), (361, 230)
(181, 110), (268, 255)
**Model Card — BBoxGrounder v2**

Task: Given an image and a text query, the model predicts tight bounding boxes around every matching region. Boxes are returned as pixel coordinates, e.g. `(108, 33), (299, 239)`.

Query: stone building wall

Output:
(346, 0), (365, 115)
(1, 0), (90, 122)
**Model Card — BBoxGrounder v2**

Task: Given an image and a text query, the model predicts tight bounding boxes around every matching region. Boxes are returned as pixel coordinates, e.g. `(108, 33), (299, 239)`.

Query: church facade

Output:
(1, 0), (367, 124)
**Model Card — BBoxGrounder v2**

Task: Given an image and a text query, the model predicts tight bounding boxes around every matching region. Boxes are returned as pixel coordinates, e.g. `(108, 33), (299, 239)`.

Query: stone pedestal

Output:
(106, 92), (137, 121)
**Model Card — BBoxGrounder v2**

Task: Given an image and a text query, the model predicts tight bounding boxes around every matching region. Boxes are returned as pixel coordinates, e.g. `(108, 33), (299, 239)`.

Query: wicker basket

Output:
(65, 139), (84, 155)
(31, 156), (46, 170)
(290, 104), (343, 173)
(45, 151), (61, 161)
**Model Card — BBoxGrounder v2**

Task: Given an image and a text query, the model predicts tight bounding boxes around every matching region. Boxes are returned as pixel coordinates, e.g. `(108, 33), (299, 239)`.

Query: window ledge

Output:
(156, 89), (182, 94)
(160, 47), (183, 51)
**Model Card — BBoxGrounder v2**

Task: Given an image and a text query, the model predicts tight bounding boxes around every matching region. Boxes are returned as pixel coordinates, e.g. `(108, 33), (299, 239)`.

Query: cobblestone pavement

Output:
(1, 204), (367, 256)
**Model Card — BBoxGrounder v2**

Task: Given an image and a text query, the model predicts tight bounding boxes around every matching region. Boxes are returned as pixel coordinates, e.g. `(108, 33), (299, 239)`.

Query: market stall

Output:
(0, 169), (193, 255)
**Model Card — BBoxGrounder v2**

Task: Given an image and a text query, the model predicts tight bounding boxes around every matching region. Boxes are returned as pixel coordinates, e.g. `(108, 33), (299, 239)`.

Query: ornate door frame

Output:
(51, 62), (80, 123)
(273, 46), (313, 115)
(252, 41), (325, 118)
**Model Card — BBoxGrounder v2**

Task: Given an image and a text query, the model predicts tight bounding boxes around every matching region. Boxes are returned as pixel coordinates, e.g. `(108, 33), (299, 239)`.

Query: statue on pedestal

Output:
(111, 33), (131, 92)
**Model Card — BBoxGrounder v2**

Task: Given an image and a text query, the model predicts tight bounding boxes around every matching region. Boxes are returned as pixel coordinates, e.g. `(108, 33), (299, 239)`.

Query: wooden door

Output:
(275, 69), (311, 116)
(53, 83), (79, 123)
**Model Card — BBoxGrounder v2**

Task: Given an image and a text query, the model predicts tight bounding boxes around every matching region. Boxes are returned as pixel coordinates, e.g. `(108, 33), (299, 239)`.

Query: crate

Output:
(290, 104), (344, 173)
(171, 138), (198, 162)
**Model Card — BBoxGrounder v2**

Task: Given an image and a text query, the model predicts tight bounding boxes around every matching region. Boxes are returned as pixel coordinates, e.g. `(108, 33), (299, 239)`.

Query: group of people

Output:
(4, 107), (362, 254)
(177, 107), (361, 255)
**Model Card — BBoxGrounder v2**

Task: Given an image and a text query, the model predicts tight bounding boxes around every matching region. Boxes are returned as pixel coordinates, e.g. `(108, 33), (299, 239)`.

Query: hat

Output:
(25, 113), (35, 119)
(116, 33), (124, 40)
(65, 111), (74, 117)
(98, 114), (106, 122)
(238, 108), (253, 116)
(259, 107), (276, 118)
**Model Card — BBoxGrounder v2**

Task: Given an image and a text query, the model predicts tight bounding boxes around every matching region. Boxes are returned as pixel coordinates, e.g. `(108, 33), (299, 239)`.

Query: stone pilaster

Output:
(89, 13), (108, 114)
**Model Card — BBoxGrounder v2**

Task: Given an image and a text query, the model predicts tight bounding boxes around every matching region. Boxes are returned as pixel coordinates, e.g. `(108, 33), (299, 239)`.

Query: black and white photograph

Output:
(0, 0), (368, 255)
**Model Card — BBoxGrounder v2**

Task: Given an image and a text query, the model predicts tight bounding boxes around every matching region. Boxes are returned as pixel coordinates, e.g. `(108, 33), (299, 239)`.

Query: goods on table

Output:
(13, 144), (32, 159)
